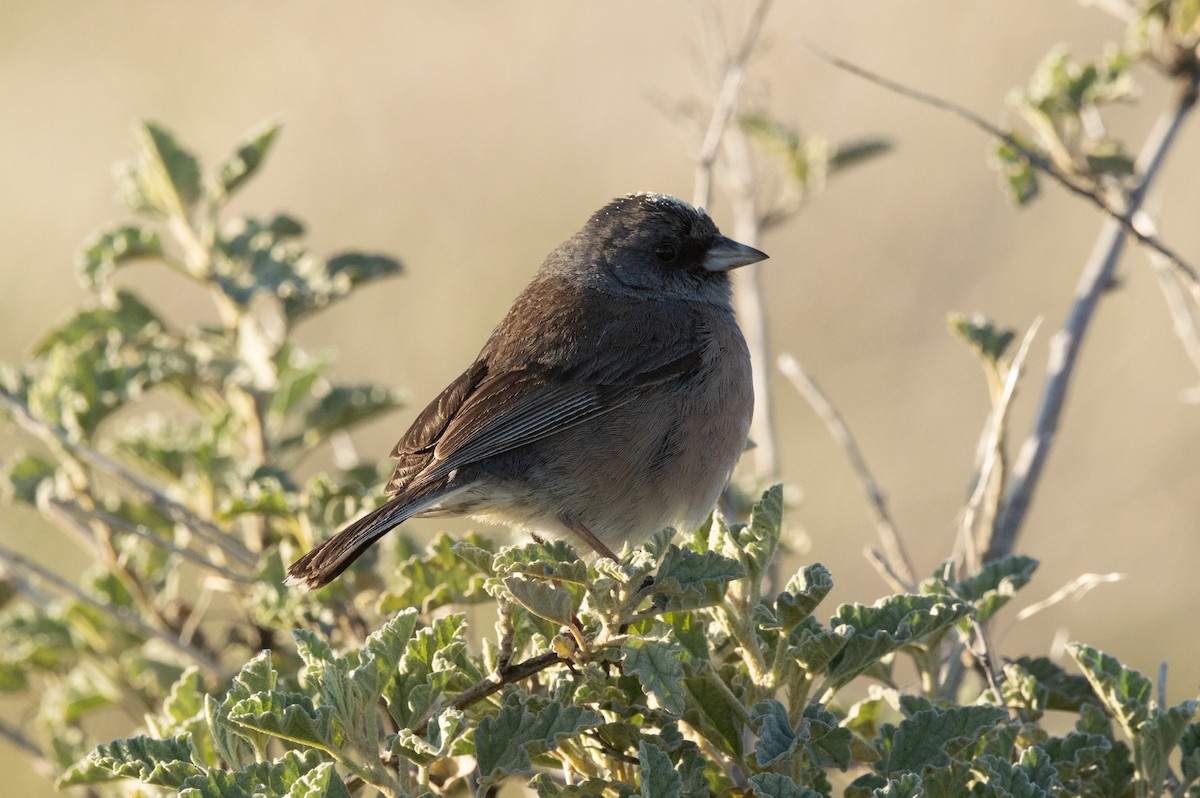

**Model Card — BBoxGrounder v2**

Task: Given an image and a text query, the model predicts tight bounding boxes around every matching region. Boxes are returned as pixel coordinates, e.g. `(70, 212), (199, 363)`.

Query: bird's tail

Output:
(285, 485), (453, 589)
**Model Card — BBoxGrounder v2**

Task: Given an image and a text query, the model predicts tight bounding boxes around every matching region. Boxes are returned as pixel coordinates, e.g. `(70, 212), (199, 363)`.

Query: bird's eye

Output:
(654, 243), (677, 263)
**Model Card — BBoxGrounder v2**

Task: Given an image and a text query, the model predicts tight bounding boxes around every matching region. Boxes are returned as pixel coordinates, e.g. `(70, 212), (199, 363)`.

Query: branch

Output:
(960, 318), (1042, 571)
(0, 541), (224, 678)
(692, 0), (774, 209)
(778, 353), (916, 591)
(992, 89), (1198, 558)
(411, 651), (563, 739)
(66, 503), (256, 584)
(802, 42), (1200, 299)
(0, 387), (256, 567)
(691, 0), (780, 480)
(1134, 209), (1200, 394)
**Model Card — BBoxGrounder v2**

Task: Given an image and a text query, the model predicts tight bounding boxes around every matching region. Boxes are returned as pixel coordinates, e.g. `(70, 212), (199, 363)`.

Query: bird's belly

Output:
(459, 321), (753, 553)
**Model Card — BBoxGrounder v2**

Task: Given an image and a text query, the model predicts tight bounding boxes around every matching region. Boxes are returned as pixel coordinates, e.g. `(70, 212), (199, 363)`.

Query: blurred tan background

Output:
(2, 2), (1198, 794)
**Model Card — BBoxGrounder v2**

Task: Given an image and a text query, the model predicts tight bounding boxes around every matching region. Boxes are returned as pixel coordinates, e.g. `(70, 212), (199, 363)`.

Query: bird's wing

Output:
(386, 340), (704, 491)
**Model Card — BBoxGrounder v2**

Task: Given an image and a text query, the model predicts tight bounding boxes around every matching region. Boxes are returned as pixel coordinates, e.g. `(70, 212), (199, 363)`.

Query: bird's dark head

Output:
(546, 193), (768, 304)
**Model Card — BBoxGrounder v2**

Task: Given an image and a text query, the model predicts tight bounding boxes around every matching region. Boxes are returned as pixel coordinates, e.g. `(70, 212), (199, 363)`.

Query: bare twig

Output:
(692, 0), (780, 481)
(0, 387), (255, 567)
(1013, 571), (1125, 623)
(778, 353), (917, 591)
(993, 93), (1197, 558)
(0, 541), (224, 678)
(802, 42), (1200, 297)
(959, 318), (1042, 571)
(410, 651), (563, 739)
(693, 0), (774, 210)
(1134, 209), (1200, 393)
(65, 503), (255, 584)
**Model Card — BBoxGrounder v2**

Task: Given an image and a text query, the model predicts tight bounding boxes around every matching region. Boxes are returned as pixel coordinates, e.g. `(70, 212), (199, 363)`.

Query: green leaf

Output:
(969, 752), (1056, 798)
(993, 136), (1040, 206)
(493, 539), (591, 584)
(228, 690), (339, 752)
(748, 772), (824, 798)
(948, 313), (1017, 369)
(830, 137), (893, 173)
(1, 450), (57, 506)
(176, 750), (333, 798)
(157, 667), (204, 731)
(357, 608), (420, 693)
(119, 121), (203, 219)
(750, 699), (799, 767)
(884, 706), (1008, 775)
(379, 532), (491, 614)
(58, 734), (203, 788)
(283, 761), (352, 798)
(390, 707), (468, 764)
(682, 667), (748, 759)
(1009, 656), (1097, 713)
(502, 574), (577, 627)
(803, 702), (853, 769)
(32, 289), (164, 356)
(638, 739), (682, 798)
(214, 119), (282, 200)
(77, 223), (163, 290)
(950, 554), (1039, 624)
(790, 620), (853, 676)
(205, 650), (277, 769)
(1136, 700), (1199, 794)
(651, 545), (745, 611)
(776, 563), (834, 632)
(825, 594), (970, 692)
(1180, 722), (1200, 788)
(474, 691), (601, 788)
(622, 635), (687, 715)
(866, 773), (922, 798)
(1067, 643), (1152, 734)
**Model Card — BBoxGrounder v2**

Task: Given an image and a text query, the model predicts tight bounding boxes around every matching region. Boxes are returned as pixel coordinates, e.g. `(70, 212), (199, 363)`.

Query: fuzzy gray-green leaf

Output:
(623, 635), (687, 715)
(475, 692), (601, 788)
(638, 739), (682, 798)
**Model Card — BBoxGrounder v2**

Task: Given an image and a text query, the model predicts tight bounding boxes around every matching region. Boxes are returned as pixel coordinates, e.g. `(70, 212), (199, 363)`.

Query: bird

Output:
(285, 192), (766, 589)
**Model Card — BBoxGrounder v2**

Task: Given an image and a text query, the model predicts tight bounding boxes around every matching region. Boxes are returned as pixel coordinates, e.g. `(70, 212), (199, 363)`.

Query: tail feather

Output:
(285, 485), (458, 589)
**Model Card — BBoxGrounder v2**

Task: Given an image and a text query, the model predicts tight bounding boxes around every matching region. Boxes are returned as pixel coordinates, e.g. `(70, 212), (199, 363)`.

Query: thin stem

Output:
(0, 387), (255, 567)
(0, 542), (224, 678)
(410, 651), (564, 739)
(960, 318), (1042, 571)
(803, 42), (1200, 299)
(691, 0), (779, 481)
(778, 353), (917, 591)
(692, 0), (774, 209)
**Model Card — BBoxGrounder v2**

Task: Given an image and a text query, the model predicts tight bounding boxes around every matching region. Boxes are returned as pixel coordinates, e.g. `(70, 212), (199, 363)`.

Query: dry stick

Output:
(69, 503), (256, 584)
(993, 94), (1197, 559)
(959, 318), (1042, 571)
(777, 353), (917, 592)
(409, 651), (563, 739)
(0, 388), (256, 567)
(692, 0), (780, 480)
(803, 42), (1200, 302)
(693, 0), (773, 210)
(0, 541), (224, 679)
(802, 44), (1200, 559)
(1134, 209), (1200, 390)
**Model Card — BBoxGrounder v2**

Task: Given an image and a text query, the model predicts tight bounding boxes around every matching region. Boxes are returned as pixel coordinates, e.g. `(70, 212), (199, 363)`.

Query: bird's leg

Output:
(559, 514), (620, 561)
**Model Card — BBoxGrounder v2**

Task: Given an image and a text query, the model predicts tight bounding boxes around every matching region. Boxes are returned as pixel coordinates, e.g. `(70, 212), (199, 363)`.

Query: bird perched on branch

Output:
(286, 192), (766, 589)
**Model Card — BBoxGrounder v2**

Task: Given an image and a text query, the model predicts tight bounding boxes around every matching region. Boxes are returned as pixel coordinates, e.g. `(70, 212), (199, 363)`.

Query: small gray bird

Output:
(286, 193), (766, 589)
